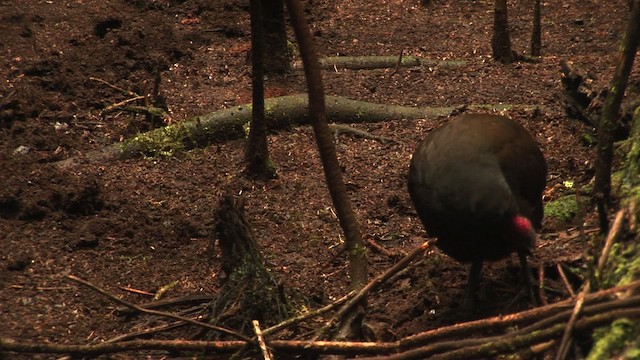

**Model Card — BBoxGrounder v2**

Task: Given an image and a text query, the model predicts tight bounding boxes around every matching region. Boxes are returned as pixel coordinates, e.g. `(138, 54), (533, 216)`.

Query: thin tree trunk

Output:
(593, 0), (640, 216)
(531, 0), (541, 56)
(492, 0), (513, 63)
(285, 0), (367, 339)
(263, 0), (291, 74)
(245, 0), (275, 178)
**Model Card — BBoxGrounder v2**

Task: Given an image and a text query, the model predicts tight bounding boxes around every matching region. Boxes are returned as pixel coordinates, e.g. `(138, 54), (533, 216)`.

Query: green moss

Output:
(624, 347), (640, 359)
(581, 132), (598, 147)
(544, 194), (579, 223)
(600, 241), (640, 288)
(588, 319), (640, 360)
(612, 170), (626, 196)
(121, 122), (192, 157)
(242, 121), (251, 137)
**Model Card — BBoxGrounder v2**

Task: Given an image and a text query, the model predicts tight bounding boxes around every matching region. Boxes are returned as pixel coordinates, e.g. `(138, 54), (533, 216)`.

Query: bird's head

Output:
(509, 215), (536, 254)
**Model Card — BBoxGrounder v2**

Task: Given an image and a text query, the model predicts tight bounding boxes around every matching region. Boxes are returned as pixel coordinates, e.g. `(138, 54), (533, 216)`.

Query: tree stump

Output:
(207, 195), (288, 338)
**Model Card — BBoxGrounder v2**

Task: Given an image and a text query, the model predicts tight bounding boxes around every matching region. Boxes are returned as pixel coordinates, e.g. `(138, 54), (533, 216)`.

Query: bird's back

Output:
(408, 114), (546, 262)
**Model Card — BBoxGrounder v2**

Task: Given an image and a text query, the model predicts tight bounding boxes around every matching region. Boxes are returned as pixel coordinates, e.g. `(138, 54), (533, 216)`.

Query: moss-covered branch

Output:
(293, 56), (466, 70)
(55, 93), (541, 168)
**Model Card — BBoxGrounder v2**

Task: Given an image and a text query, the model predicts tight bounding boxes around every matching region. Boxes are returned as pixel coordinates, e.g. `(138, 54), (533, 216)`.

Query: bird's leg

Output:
(462, 260), (483, 309)
(518, 251), (539, 305)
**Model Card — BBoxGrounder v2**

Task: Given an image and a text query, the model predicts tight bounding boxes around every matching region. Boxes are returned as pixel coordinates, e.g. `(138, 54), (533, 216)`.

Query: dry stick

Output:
(263, 290), (355, 336)
(4, 307), (639, 358)
(253, 320), (272, 360)
(556, 263), (576, 297)
(538, 263), (548, 305)
(115, 294), (216, 315)
(431, 310), (640, 360)
(553, 210), (622, 357)
(400, 279), (640, 348)
(3, 296), (640, 358)
(210, 289), (356, 358)
(596, 209), (626, 274)
(0, 337), (248, 356)
(513, 294), (640, 339)
(313, 241), (431, 340)
(65, 275), (252, 343)
(525, 340), (557, 358)
(372, 307), (640, 360)
(104, 320), (188, 343)
(104, 95), (146, 111)
(89, 77), (139, 97)
(107, 304), (207, 342)
(557, 210), (625, 360)
(555, 282), (589, 360)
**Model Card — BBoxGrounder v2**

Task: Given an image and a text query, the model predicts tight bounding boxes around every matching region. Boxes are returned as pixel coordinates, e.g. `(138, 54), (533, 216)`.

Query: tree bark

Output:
(492, 0), (514, 63)
(263, 0), (291, 74)
(211, 195), (287, 337)
(593, 0), (640, 209)
(285, 0), (367, 340)
(245, 0), (275, 178)
(531, 0), (541, 56)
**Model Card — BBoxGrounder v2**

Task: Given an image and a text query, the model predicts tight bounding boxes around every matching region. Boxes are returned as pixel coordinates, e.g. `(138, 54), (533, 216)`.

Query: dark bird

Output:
(407, 114), (547, 306)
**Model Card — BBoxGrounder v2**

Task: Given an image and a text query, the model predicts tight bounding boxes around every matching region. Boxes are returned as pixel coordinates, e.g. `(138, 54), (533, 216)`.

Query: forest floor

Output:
(0, 0), (636, 358)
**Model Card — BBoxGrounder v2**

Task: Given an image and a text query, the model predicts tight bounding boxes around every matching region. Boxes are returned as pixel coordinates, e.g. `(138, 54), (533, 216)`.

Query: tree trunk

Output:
(531, 0), (541, 56)
(593, 0), (640, 213)
(210, 195), (287, 339)
(285, 0), (367, 340)
(492, 0), (514, 63)
(245, 0), (275, 178)
(263, 0), (291, 75)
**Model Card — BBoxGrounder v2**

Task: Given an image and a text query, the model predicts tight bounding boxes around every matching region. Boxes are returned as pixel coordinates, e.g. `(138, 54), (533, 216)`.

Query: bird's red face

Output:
(510, 215), (536, 251)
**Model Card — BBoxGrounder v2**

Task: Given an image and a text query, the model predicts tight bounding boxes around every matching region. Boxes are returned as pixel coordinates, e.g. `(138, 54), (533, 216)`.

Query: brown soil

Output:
(0, 0), (633, 358)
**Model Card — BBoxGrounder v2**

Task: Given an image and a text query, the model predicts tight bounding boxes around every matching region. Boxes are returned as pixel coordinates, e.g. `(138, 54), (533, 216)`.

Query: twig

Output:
(104, 95), (146, 111)
(65, 275), (252, 342)
(253, 320), (273, 360)
(115, 294), (216, 315)
(104, 319), (187, 343)
(314, 241), (431, 340)
(366, 237), (404, 258)
(263, 290), (355, 336)
(119, 286), (154, 297)
(89, 76), (139, 97)
(557, 263), (576, 297)
(400, 279), (640, 348)
(3, 292), (640, 358)
(517, 339), (557, 359)
(538, 263), (548, 305)
(597, 209), (626, 275)
(364, 307), (640, 360)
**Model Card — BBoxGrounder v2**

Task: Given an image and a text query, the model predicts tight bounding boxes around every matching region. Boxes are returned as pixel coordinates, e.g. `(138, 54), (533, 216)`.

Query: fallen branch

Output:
(292, 55), (466, 70)
(55, 93), (542, 168)
(253, 320), (273, 360)
(3, 296), (640, 358)
(65, 275), (251, 342)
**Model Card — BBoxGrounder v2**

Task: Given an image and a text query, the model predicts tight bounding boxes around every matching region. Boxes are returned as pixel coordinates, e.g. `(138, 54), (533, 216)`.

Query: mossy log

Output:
(55, 93), (540, 168)
(293, 55), (466, 70)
